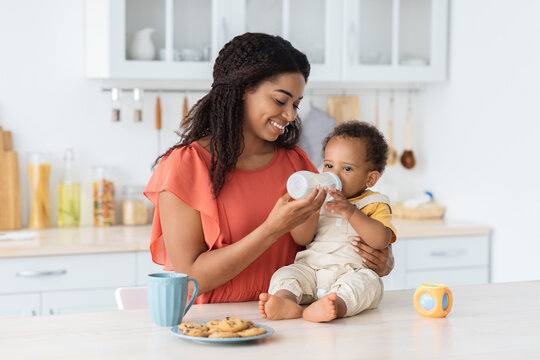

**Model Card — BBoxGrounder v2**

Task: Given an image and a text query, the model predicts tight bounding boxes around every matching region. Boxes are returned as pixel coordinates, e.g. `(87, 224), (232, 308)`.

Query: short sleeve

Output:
(362, 203), (397, 244)
(144, 146), (222, 268)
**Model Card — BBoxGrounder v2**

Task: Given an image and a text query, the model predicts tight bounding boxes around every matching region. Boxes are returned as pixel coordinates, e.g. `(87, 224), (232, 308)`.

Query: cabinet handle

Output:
(16, 269), (68, 277)
(429, 249), (467, 257)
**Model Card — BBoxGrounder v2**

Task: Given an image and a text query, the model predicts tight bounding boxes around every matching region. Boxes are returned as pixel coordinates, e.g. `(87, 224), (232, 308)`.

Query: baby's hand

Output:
(325, 189), (356, 220)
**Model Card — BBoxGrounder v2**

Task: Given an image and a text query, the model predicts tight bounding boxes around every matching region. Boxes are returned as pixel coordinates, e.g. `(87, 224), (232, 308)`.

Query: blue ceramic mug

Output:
(147, 272), (199, 326)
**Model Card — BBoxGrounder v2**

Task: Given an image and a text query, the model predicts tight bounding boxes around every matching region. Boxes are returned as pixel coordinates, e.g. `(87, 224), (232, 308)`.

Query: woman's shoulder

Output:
(157, 142), (210, 169)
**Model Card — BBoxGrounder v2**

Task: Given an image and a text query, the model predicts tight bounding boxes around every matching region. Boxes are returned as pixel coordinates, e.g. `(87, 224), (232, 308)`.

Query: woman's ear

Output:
(366, 171), (381, 188)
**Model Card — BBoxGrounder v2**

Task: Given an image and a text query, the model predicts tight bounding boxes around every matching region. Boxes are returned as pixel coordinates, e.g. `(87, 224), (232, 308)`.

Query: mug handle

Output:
(184, 277), (199, 315)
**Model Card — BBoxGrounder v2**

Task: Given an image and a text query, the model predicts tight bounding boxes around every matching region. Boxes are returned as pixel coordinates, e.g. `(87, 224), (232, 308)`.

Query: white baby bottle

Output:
(286, 171), (342, 200)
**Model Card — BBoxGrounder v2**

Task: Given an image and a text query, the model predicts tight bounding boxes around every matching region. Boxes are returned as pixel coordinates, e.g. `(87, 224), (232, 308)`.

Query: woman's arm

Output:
(351, 237), (395, 277)
(159, 187), (326, 294)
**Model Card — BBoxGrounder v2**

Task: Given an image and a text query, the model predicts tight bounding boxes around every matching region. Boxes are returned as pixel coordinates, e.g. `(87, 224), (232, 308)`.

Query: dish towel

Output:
(299, 105), (336, 168)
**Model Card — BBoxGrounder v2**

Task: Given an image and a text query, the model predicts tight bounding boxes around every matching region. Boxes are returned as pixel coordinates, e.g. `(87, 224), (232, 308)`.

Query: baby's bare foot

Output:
(259, 293), (303, 320)
(303, 293), (339, 323)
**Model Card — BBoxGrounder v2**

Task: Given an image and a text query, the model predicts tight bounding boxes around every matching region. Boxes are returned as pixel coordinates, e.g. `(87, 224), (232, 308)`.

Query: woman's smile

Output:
(270, 120), (287, 134)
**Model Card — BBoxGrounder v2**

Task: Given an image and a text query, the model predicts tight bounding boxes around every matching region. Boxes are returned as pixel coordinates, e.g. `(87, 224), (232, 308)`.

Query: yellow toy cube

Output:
(414, 283), (453, 318)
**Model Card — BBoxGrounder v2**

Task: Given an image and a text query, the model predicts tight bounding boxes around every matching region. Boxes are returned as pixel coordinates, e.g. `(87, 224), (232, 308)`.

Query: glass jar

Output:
(28, 152), (51, 229)
(58, 147), (81, 227)
(93, 166), (116, 226)
(121, 186), (150, 225)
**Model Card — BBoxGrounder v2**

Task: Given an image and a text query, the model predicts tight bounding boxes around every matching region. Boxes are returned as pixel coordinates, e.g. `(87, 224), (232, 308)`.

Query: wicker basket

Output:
(392, 202), (446, 220)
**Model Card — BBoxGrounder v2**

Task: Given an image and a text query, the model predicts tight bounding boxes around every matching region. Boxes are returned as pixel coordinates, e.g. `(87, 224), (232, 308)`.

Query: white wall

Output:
(409, 0), (540, 282)
(0, 0), (539, 282)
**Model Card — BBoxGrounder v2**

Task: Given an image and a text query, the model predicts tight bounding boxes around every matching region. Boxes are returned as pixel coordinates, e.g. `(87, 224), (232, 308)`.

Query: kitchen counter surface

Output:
(1, 281), (537, 360)
(0, 219), (490, 258)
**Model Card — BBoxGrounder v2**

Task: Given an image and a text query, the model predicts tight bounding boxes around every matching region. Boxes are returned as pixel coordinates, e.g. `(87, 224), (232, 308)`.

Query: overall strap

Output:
(354, 194), (392, 213)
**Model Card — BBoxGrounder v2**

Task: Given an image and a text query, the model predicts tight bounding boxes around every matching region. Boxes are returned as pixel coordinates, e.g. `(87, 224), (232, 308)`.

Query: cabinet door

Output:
(343, 0), (448, 82)
(41, 289), (118, 315)
(0, 253), (135, 293)
(405, 268), (489, 289)
(87, 0), (215, 79)
(135, 251), (168, 285)
(0, 293), (41, 318)
(225, 0), (342, 81)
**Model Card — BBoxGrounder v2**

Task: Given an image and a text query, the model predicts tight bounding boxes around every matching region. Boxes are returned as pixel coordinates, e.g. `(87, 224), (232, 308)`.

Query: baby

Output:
(259, 121), (397, 322)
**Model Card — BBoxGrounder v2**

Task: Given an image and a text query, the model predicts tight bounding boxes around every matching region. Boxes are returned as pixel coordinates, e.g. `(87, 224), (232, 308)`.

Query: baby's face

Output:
(322, 136), (372, 199)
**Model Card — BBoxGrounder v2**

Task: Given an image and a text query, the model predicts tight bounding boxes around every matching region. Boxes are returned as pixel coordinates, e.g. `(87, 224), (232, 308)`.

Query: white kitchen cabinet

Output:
(229, 0), (342, 81)
(86, 0), (448, 83)
(0, 253), (135, 293)
(0, 253), (136, 317)
(86, 0), (216, 79)
(0, 293), (40, 318)
(342, 0), (448, 82)
(135, 251), (167, 285)
(382, 234), (491, 291)
(41, 289), (118, 315)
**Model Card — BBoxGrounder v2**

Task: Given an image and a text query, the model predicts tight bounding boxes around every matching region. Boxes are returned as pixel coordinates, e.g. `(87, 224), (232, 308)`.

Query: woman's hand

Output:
(351, 237), (394, 277)
(264, 186), (327, 239)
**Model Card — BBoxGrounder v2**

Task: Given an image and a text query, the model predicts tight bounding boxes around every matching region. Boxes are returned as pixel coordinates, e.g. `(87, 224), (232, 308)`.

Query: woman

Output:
(144, 33), (394, 304)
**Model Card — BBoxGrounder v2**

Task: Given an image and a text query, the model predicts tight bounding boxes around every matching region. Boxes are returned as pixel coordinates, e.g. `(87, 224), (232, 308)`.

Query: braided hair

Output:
(154, 33), (310, 198)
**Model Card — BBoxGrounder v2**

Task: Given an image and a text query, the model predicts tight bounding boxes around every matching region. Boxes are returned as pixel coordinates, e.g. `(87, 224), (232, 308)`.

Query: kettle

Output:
(128, 28), (155, 60)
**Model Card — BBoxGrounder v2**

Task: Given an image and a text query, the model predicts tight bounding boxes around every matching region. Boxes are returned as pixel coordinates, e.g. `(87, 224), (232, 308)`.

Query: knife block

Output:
(0, 127), (21, 229)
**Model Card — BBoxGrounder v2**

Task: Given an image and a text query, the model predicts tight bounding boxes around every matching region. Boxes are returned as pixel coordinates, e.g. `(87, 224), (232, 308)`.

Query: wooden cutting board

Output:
(0, 126), (21, 229)
(327, 95), (360, 124)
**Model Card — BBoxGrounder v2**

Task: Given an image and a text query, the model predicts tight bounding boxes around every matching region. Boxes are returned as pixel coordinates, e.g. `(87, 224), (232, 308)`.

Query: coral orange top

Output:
(144, 142), (317, 304)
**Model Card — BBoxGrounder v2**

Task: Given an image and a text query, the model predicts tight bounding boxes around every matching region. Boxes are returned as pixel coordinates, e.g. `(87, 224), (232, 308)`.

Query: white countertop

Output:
(0, 281), (537, 360)
(0, 219), (490, 258)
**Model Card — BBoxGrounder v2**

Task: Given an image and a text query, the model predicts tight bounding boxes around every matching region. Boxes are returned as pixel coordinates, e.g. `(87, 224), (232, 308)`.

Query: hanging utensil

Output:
(181, 93), (189, 129)
(155, 94), (162, 156)
(400, 92), (416, 169)
(386, 94), (398, 165)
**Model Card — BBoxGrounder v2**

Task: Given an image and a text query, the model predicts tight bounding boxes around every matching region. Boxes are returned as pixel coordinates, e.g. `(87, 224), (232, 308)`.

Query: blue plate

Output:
(170, 322), (274, 343)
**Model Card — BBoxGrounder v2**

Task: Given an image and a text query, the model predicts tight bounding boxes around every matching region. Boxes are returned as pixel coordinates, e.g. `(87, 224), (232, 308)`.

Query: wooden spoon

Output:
(386, 95), (398, 165)
(181, 94), (189, 129)
(400, 95), (416, 169)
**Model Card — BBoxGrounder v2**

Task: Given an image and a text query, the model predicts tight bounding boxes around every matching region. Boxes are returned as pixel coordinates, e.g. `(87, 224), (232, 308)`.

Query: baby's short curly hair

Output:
(322, 121), (389, 174)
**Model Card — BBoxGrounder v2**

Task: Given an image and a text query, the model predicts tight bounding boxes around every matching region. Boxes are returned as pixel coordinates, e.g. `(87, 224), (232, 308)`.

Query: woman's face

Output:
(323, 136), (379, 199)
(242, 72), (305, 143)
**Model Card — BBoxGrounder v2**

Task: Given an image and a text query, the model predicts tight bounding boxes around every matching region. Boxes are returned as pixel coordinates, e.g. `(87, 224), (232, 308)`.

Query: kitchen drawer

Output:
(0, 293), (40, 318)
(405, 267), (489, 289)
(42, 288), (117, 315)
(135, 251), (167, 285)
(0, 253), (136, 294)
(405, 235), (489, 271)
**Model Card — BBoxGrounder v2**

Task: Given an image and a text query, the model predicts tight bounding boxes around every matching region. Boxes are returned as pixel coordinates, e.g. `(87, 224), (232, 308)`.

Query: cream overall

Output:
(269, 194), (392, 317)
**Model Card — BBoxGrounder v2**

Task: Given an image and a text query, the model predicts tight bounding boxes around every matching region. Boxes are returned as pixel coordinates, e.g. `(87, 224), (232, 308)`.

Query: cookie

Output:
(178, 322), (207, 331)
(182, 327), (209, 337)
(208, 331), (240, 338)
(245, 321), (256, 329)
(205, 320), (222, 330)
(218, 317), (249, 332)
(237, 326), (267, 337)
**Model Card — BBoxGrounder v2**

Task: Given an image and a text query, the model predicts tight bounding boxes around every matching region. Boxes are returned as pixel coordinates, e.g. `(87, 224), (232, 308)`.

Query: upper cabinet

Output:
(222, 0), (342, 81)
(85, 0), (447, 83)
(86, 0), (216, 80)
(342, 0), (448, 82)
